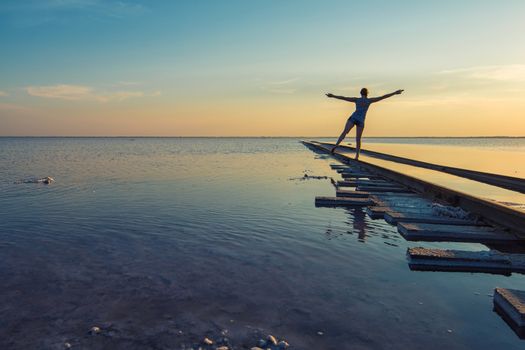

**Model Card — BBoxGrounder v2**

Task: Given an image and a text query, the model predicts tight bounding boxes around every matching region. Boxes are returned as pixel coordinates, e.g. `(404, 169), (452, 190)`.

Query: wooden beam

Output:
(315, 196), (374, 207)
(398, 223), (519, 243)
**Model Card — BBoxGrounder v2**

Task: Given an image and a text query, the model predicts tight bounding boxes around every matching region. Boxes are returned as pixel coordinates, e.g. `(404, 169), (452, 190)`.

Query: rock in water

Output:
(267, 335), (278, 346)
(278, 340), (290, 349)
(203, 337), (213, 345)
(90, 326), (101, 334)
(42, 176), (55, 184)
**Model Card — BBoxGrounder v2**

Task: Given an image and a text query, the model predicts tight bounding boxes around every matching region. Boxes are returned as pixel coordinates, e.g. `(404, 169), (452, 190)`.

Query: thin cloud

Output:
(268, 78), (299, 85)
(262, 77), (299, 94)
(438, 64), (525, 82)
(25, 84), (158, 102)
(0, 102), (32, 112)
(26, 84), (94, 100)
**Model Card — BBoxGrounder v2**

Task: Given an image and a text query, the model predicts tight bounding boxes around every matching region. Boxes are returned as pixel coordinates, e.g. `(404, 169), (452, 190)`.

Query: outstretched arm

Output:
(369, 89), (404, 103)
(326, 93), (357, 103)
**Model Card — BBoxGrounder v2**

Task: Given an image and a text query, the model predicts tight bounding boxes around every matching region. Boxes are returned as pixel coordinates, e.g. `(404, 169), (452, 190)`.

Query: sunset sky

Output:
(1, 0), (525, 136)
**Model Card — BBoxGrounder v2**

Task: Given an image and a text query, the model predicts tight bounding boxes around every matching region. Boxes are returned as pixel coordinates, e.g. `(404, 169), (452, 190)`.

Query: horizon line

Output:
(1, 135), (524, 139)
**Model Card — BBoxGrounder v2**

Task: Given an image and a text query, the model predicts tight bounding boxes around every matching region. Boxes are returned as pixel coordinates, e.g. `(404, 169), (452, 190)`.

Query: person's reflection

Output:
(350, 207), (368, 242)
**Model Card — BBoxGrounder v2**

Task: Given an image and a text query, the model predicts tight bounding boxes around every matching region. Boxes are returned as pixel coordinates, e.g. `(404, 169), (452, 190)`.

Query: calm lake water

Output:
(1, 137), (525, 350)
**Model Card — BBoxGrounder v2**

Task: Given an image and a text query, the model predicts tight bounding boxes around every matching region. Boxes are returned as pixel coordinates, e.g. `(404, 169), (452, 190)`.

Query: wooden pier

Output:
(303, 139), (525, 338)
(303, 140), (525, 236)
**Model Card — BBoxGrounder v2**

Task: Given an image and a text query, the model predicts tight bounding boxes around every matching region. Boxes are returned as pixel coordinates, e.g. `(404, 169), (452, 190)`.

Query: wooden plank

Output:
(336, 190), (370, 198)
(367, 206), (434, 219)
(407, 247), (512, 274)
(341, 173), (383, 179)
(398, 223), (519, 243)
(494, 288), (525, 338)
(384, 211), (476, 225)
(315, 196), (374, 207)
(371, 196), (432, 206)
(338, 179), (392, 186)
(357, 186), (411, 193)
(369, 192), (419, 197)
(330, 164), (349, 170)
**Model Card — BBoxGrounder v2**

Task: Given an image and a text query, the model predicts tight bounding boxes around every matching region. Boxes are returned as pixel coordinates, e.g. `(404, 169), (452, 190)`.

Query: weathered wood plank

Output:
(330, 164), (349, 170)
(336, 190), (370, 198)
(369, 192), (419, 198)
(338, 179), (392, 186)
(384, 211), (476, 225)
(407, 247), (513, 274)
(366, 206), (434, 219)
(399, 223), (519, 243)
(357, 186), (410, 193)
(494, 288), (525, 337)
(341, 173), (383, 179)
(372, 196), (432, 207)
(315, 196), (374, 207)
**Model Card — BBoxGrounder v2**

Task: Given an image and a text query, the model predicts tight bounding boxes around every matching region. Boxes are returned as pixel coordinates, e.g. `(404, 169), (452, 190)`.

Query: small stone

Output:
(278, 340), (289, 349)
(216, 347), (228, 350)
(317, 331), (324, 336)
(266, 335), (277, 345)
(257, 339), (266, 347)
(447, 329), (453, 333)
(64, 342), (72, 349)
(90, 326), (101, 334)
(250, 348), (263, 350)
(203, 338), (213, 345)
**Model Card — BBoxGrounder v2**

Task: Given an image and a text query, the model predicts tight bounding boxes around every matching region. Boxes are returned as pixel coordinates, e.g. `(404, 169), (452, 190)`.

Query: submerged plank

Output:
(399, 223), (519, 243)
(385, 211), (476, 225)
(315, 196), (373, 207)
(407, 247), (512, 274)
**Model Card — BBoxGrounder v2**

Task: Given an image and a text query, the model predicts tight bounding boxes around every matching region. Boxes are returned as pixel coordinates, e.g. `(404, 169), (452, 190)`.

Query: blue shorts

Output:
(349, 116), (365, 127)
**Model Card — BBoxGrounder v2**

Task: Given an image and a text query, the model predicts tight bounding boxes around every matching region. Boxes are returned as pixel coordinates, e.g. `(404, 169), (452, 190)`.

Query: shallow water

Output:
(1, 137), (525, 349)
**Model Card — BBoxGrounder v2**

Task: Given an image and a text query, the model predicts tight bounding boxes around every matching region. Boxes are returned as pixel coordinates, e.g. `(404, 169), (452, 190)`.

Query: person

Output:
(326, 88), (404, 159)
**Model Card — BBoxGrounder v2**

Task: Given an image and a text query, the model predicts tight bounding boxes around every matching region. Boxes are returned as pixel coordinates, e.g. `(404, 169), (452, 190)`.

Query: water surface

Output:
(1, 137), (525, 349)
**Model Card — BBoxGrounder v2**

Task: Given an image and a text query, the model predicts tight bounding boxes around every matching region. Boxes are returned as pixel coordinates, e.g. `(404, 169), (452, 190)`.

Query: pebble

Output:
(90, 326), (101, 334)
(203, 338), (213, 345)
(64, 342), (72, 349)
(216, 347), (228, 350)
(278, 340), (290, 349)
(317, 331), (324, 336)
(257, 339), (266, 347)
(447, 329), (453, 333)
(267, 335), (278, 345)
(250, 348), (264, 350)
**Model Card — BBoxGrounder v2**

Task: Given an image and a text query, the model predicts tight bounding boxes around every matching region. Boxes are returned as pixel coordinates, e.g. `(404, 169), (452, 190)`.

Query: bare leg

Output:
(331, 119), (355, 154)
(355, 125), (365, 160)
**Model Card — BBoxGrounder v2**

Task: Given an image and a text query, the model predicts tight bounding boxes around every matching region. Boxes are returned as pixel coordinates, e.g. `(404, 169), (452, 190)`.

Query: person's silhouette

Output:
(326, 88), (404, 160)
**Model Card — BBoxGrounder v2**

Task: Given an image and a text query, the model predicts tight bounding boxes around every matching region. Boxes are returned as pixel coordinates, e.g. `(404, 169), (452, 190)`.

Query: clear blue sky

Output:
(1, 0), (525, 136)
